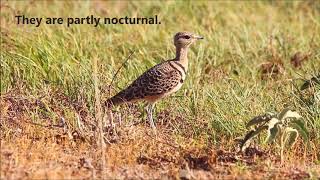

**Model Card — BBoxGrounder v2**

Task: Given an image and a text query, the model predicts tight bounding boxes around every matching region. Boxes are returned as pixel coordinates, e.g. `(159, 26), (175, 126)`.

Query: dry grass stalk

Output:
(93, 56), (105, 179)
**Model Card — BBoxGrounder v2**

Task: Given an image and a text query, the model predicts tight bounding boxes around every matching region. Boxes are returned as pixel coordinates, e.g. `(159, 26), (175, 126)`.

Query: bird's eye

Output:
(183, 35), (190, 39)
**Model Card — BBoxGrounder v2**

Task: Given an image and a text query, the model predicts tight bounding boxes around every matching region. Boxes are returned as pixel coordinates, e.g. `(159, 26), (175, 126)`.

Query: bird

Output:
(105, 32), (203, 129)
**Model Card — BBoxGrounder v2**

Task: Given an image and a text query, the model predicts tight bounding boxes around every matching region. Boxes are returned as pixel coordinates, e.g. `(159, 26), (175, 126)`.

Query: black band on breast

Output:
(168, 62), (183, 77)
(172, 61), (186, 75)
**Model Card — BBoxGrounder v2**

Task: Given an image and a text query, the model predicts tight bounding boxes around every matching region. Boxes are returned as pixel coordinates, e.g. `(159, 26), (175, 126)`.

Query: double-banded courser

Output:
(105, 32), (203, 129)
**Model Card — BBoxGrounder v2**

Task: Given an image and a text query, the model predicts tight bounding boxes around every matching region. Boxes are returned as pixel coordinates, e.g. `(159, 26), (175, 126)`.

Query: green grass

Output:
(1, 0), (320, 157)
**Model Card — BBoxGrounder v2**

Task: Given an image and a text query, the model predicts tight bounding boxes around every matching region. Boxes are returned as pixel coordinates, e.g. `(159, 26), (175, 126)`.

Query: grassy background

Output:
(1, 1), (320, 178)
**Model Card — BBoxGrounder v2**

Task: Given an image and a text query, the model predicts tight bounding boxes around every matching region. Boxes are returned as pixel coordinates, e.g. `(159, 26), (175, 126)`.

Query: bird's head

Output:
(174, 32), (203, 48)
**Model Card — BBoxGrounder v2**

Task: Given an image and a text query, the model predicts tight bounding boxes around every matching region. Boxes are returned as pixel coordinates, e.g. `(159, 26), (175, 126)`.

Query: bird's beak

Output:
(193, 35), (204, 40)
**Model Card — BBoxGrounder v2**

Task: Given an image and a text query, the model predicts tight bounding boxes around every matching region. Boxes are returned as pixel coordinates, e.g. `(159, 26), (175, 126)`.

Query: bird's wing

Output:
(106, 61), (183, 106)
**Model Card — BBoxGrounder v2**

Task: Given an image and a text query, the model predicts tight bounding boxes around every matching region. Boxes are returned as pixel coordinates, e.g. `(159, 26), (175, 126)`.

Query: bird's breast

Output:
(162, 81), (184, 97)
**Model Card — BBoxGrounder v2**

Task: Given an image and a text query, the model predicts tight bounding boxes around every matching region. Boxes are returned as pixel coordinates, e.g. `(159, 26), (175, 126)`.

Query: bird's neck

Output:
(175, 46), (189, 71)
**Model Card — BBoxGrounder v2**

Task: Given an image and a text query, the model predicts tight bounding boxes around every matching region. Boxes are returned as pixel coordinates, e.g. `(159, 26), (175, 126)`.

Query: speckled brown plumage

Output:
(105, 60), (185, 107)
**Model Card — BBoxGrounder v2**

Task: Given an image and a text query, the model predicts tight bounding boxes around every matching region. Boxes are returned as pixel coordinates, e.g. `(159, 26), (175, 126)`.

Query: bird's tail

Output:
(104, 96), (126, 108)
(105, 86), (138, 108)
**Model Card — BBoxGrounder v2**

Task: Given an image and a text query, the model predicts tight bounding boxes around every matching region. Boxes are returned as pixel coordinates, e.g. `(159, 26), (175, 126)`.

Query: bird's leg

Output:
(146, 103), (156, 130)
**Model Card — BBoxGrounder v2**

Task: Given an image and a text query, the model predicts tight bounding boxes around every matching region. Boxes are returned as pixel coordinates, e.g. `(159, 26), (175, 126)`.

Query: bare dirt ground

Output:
(1, 126), (317, 180)
(1, 91), (319, 180)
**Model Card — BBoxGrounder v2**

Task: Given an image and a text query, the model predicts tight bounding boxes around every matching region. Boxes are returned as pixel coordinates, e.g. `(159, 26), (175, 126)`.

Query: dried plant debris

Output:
(290, 52), (312, 68)
(79, 157), (94, 169)
(203, 65), (228, 81)
(282, 167), (311, 180)
(260, 61), (284, 79)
